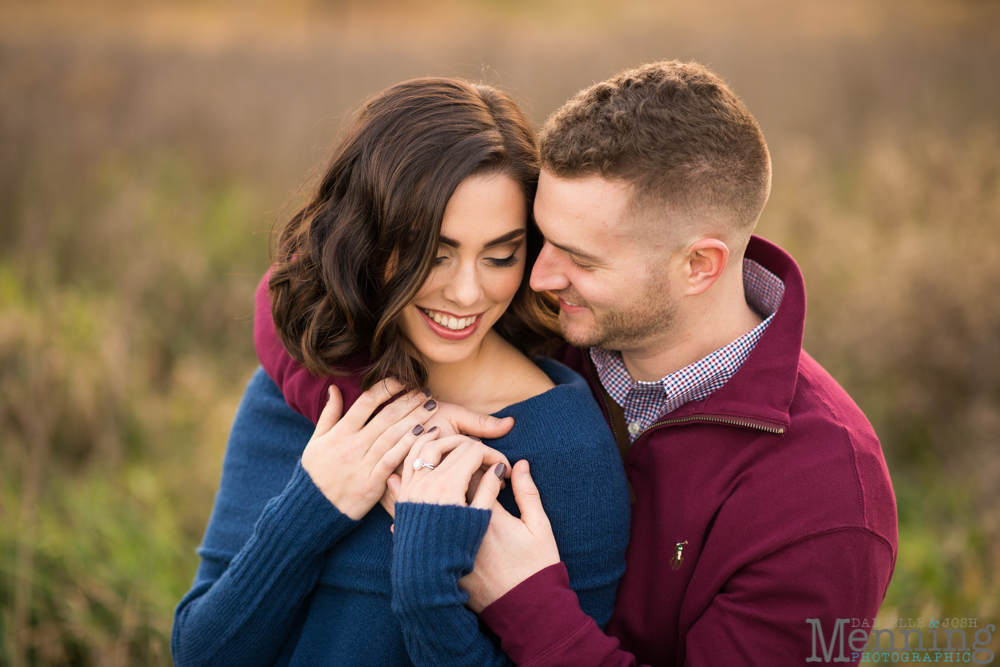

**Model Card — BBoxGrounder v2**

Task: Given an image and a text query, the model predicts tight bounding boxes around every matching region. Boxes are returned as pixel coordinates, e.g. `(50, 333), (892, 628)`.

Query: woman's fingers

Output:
(378, 475), (400, 519)
(399, 437), (511, 506)
(400, 427), (448, 486)
(434, 402), (515, 439)
(337, 377), (407, 432)
(470, 462), (507, 510)
(312, 385), (344, 437)
(364, 396), (440, 471)
(374, 424), (439, 485)
(361, 387), (436, 440)
(411, 437), (511, 478)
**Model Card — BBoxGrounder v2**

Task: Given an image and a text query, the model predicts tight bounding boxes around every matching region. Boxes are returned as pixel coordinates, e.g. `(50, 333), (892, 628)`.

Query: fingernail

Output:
(411, 424), (424, 436)
(468, 436), (481, 442)
(421, 387), (432, 397)
(494, 463), (506, 479)
(423, 399), (437, 411)
(327, 386), (334, 400)
(428, 426), (438, 434)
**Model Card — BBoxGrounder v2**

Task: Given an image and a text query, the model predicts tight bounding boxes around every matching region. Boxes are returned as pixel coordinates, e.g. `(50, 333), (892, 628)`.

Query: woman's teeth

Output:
(422, 309), (477, 331)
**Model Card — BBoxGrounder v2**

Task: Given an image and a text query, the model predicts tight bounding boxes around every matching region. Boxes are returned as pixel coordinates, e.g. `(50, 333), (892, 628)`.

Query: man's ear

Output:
(683, 238), (729, 295)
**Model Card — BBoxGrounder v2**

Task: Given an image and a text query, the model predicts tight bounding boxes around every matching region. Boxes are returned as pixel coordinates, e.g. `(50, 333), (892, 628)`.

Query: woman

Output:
(172, 78), (630, 667)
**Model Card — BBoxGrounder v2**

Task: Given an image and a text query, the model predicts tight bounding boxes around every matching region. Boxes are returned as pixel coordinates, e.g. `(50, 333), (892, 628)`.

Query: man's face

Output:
(530, 170), (679, 351)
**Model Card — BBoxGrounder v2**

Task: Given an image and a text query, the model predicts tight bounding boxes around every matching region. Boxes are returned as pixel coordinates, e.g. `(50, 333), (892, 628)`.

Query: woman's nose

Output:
(442, 262), (483, 308)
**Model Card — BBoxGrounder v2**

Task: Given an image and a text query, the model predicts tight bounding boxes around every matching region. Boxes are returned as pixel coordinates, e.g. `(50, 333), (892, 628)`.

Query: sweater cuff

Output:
(255, 461), (361, 554)
(391, 502), (491, 613)
(479, 563), (596, 665)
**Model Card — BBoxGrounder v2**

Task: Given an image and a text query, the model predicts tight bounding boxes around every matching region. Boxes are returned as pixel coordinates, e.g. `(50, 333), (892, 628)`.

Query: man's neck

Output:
(620, 274), (763, 383)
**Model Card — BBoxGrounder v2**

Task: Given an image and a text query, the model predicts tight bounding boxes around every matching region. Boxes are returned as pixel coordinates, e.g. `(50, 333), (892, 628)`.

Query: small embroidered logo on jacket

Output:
(670, 541), (688, 570)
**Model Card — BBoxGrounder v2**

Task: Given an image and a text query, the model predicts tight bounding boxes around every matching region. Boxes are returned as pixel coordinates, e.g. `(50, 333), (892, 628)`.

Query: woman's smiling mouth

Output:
(418, 307), (484, 340)
(420, 308), (480, 330)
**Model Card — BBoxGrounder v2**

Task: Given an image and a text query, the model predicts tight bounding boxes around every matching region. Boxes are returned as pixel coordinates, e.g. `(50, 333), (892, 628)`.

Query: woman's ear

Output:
(683, 238), (729, 296)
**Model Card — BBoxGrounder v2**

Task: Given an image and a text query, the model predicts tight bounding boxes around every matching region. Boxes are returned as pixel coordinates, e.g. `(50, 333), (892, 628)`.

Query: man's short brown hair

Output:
(539, 60), (771, 237)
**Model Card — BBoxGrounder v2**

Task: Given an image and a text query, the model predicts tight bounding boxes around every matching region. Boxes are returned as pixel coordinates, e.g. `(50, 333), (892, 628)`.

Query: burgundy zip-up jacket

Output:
(478, 236), (898, 666)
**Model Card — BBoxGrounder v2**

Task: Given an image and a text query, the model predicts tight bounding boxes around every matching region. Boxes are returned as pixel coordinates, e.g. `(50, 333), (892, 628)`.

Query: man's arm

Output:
(467, 463), (640, 667)
(471, 467), (895, 667)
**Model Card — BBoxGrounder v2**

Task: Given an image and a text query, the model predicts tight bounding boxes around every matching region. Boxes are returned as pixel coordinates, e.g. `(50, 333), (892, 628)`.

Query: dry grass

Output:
(1, 0), (998, 663)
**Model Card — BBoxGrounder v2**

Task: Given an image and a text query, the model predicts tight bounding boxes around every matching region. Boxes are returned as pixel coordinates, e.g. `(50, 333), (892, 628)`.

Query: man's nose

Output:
(530, 242), (570, 292)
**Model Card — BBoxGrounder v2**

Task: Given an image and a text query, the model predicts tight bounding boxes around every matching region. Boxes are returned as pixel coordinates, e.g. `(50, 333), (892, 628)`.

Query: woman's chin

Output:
(413, 338), (481, 367)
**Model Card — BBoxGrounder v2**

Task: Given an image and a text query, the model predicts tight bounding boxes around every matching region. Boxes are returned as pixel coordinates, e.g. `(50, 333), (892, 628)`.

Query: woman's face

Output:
(399, 173), (528, 366)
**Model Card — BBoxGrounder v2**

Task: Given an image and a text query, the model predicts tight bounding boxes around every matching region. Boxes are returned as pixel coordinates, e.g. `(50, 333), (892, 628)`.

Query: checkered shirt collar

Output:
(590, 258), (785, 436)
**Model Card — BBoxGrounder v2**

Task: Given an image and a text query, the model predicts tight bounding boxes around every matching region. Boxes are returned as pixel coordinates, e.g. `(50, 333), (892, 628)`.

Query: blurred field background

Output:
(1, 0), (999, 664)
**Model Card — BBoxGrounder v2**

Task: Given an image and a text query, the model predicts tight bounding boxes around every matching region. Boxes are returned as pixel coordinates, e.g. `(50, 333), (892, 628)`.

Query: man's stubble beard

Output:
(557, 280), (677, 352)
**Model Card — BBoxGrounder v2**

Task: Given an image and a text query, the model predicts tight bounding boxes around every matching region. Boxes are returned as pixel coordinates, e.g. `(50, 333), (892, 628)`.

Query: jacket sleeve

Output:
(254, 270), (359, 424)
(171, 368), (361, 667)
(479, 529), (895, 667)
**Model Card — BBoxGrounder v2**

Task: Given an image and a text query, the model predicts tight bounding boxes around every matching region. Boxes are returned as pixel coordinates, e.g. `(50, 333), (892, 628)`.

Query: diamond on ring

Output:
(413, 458), (435, 471)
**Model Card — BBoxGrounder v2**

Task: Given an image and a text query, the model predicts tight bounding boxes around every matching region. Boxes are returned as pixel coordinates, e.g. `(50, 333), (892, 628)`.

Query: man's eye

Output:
(486, 254), (518, 268)
(570, 257), (592, 270)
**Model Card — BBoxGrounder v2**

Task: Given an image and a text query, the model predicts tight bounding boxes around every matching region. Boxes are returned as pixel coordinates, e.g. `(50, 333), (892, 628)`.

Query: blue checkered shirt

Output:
(591, 258), (785, 441)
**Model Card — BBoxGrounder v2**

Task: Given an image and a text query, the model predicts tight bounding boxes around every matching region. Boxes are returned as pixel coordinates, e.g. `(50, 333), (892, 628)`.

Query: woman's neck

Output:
(423, 330), (543, 415)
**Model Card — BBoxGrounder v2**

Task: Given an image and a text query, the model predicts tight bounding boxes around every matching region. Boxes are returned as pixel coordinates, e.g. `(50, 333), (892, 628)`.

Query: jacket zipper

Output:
(641, 414), (786, 436)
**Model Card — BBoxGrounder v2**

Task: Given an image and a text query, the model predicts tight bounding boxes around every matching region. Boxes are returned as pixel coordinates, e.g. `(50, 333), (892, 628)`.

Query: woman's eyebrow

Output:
(439, 228), (526, 249)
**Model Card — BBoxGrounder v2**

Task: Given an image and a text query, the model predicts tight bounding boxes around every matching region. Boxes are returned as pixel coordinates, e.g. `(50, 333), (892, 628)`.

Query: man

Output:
(444, 60), (898, 665)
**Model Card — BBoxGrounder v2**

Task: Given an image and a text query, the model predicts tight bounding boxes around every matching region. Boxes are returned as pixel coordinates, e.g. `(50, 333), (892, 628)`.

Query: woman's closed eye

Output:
(434, 253), (519, 268)
(485, 253), (519, 268)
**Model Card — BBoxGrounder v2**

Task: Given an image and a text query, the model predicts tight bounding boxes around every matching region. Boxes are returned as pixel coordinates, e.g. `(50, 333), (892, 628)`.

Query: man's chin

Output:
(558, 313), (605, 349)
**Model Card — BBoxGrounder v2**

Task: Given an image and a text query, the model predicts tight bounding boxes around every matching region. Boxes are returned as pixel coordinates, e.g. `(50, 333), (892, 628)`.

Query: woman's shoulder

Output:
(493, 357), (614, 454)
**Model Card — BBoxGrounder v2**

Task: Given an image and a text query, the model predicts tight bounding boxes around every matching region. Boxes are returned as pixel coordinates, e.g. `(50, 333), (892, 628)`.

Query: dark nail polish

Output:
(411, 424), (424, 436)
(494, 463), (507, 479)
(423, 399), (437, 411)
(421, 387), (432, 397)
(428, 426), (439, 433)
(468, 436), (481, 442)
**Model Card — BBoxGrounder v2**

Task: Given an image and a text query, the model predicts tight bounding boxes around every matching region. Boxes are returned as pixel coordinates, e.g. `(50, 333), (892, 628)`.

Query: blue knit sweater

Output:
(172, 359), (630, 666)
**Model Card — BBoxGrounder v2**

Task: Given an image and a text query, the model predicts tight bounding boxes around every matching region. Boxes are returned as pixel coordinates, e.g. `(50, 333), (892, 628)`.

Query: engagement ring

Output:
(412, 458), (435, 471)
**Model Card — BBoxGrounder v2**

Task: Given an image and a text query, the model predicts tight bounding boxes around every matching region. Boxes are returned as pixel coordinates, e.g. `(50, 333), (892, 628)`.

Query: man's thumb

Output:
(511, 460), (546, 528)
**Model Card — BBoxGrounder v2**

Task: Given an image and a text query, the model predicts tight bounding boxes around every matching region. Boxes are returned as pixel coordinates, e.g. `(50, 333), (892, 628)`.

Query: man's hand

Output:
(459, 460), (561, 613)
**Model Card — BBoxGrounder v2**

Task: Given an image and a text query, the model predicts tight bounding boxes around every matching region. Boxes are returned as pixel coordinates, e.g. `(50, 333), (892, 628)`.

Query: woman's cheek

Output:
(495, 266), (525, 303)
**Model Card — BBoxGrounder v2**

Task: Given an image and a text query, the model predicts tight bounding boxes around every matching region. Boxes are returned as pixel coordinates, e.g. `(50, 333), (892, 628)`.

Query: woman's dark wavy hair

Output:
(269, 77), (561, 390)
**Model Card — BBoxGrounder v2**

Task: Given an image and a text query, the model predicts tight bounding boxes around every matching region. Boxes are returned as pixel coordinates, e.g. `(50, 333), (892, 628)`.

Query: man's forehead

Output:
(534, 171), (635, 238)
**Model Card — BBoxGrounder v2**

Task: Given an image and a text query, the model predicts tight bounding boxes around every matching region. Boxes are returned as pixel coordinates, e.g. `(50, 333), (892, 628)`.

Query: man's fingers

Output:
(470, 462), (506, 510)
(510, 460), (547, 531)
(441, 403), (515, 439)
(313, 385), (343, 437)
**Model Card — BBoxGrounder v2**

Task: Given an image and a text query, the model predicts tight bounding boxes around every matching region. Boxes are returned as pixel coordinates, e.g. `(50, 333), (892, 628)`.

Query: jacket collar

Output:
(579, 235), (804, 434)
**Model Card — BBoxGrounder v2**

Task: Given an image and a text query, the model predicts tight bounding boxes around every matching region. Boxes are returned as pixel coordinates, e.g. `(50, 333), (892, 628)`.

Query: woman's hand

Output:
(302, 379), (441, 521)
(388, 430), (511, 509)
